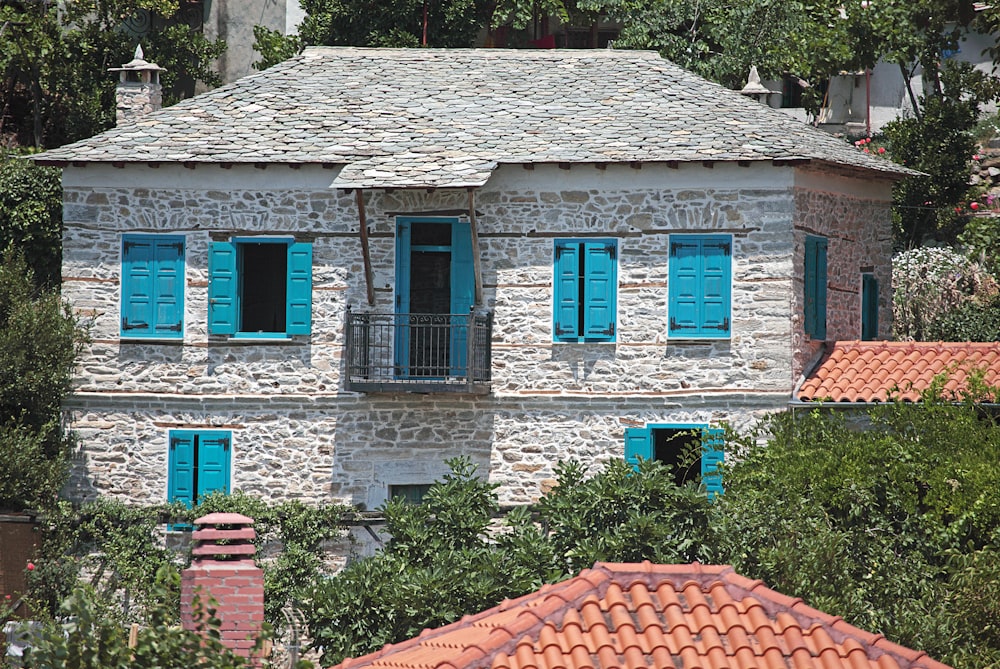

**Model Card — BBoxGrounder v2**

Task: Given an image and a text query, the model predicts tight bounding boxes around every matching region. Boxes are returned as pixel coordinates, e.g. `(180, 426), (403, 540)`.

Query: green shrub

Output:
(925, 294), (1000, 341)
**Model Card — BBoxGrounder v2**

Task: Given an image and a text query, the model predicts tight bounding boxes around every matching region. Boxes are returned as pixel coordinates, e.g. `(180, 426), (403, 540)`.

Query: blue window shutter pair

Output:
(208, 241), (312, 336)
(121, 235), (184, 337)
(168, 430), (231, 508)
(861, 274), (879, 340)
(804, 236), (828, 339)
(668, 236), (731, 338)
(553, 240), (616, 341)
(624, 425), (725, 498)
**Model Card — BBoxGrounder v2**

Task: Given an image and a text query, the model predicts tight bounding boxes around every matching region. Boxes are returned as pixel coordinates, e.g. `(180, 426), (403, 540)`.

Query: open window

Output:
(208, 238), (312, 337)
(625, 424), (725, 498)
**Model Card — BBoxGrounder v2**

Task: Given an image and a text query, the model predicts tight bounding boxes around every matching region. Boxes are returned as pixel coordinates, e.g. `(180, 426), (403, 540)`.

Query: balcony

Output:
(344, 308), (493, 394)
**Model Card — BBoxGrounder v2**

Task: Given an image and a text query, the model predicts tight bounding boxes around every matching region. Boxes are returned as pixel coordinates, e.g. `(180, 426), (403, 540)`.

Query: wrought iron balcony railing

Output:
(344, 307), (492, 394)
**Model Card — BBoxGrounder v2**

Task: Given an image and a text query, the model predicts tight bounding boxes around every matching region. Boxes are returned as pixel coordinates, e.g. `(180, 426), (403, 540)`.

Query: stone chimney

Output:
(108, 44), (165, 126)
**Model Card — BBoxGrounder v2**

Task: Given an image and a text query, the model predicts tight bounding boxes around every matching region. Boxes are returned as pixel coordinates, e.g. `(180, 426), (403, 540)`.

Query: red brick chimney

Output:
(181, 513), (264, 661)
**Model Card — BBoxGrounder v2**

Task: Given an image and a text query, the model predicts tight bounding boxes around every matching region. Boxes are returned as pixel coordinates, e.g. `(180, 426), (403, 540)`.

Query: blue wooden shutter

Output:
(669, 239), (702, 335)
(861, 274), (878, 340)
(196, 433), (231, 500)
(122, 237), (154, 335)
(805, 236), (828, 339)
(701, 427), (725, 500)
(450, 221), (475, 374)
(701, 239), (731, 335)
(670, 236), (731, 338)
(153, 238), (184, 336)
(286, 242), (312, 335)
(582, 241), (616, 340)
(208, 241), (237, 335)
(624, 427), (652, 472)
(553, 241), (581, 340)
(168, 431), (196, 508)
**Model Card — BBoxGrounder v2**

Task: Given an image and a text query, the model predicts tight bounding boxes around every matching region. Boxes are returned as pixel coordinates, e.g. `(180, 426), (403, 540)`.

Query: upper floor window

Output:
(553, 239), (617, 342)
(861, 273), (879, 340)
(804, 235), (828, 340)
(121, 234), (185, 339)
(208, 238), (312, 338)
(668, 235), (732, 338)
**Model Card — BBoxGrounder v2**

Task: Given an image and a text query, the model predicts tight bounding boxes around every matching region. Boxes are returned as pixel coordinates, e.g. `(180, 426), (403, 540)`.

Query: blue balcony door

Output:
(395, 218), (474, 377)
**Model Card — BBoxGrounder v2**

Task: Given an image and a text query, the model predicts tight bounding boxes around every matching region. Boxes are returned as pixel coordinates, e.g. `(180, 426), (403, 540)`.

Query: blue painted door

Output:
(395, 219), (475, 377)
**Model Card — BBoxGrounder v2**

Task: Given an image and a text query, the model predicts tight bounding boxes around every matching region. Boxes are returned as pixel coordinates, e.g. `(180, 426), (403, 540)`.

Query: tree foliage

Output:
(0, 0), (225, 149)
(22, 566), (266, 669)
(0, 250), (81, 513)
(0, 153), (62, 288)
(305, 394), (1000, 669)
(892, 246), (998, 340)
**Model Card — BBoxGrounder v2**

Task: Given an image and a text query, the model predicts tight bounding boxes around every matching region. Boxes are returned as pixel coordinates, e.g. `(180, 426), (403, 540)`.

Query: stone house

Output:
(36, 47), (911, 510)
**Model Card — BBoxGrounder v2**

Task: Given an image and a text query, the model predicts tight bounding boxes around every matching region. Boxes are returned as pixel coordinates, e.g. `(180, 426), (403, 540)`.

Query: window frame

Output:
(804, 235), (828, 340)
(624, 422), (725, 499)
(120, 234), (185, 340)
(552, 238), (618, 343)
(167, 429), (232, 509)
(208, 236), (312, 339)
(667, 234), (732, 339)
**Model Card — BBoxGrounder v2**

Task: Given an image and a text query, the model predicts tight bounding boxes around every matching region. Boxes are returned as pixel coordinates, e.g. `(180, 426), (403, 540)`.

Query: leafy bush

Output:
(26, 493), (350, 631)
(892, 246), (997, 340)
(717, 398), (1000, 668)
(0, 250), (82, 512)
(22, 566), (265, 669)
(0, 155), (62, 289)
(925, 294), (1000, 341)
(304, 456), (712, 665)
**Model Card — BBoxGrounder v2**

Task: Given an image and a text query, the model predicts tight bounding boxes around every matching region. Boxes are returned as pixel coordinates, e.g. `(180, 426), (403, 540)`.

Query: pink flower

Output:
(4, 594), (10, 600)
(973, 154), (981, 161)
(26, 562), (34, 571)
(863, 148), (870, 153)
(878, 147), (886, 154)
(971, 202), (980, 210)
(955, 207), (963, 213)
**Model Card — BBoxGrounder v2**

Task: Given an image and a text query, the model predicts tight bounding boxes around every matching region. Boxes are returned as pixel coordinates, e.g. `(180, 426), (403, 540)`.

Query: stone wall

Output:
(60, 162), (893, 507)
(791, 171), (894, 377)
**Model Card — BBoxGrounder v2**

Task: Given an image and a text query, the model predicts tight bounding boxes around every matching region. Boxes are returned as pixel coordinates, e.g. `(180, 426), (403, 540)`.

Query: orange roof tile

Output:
(329, 562), (950, 669)
(797, 341), (1000, 403)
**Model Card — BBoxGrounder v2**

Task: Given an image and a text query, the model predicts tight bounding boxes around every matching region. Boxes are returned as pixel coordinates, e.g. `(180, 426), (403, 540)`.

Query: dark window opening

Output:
(389, 484), (432, 505)
(240, 243), (287, 333)
(652, 428), (702, 488)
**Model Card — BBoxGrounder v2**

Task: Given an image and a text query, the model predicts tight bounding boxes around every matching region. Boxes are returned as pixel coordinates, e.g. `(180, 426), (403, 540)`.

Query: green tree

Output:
(0, 250), (81, 513)
(884, 61), (1000, 246)
(717, 398), (1000, 668)
(304, 456), (713, 665)
(23, 565), (267, 669)
(0, 153), (62, 288)
(0, 0), (225, 149)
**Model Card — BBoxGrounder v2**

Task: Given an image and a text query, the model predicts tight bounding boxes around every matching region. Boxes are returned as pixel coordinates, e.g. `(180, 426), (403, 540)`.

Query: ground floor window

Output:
(624, 424), (724, 498)
(167, 430), (232, 508)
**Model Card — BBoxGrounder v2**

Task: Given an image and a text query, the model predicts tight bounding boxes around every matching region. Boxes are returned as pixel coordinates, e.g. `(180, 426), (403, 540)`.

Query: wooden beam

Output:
(355, 189), (376, 306)
(468, 189), (484, 306)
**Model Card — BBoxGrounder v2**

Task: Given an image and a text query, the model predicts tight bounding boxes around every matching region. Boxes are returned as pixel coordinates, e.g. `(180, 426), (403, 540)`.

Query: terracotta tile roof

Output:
(797, 341), (1000, 403)
(34, 48), (915, 186)
(330, 562), (949, 669)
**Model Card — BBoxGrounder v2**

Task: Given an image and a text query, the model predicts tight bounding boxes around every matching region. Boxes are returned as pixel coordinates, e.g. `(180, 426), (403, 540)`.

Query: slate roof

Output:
(330, 562), (949, 669)
(36, 48), (914, 188)
(797, 341), (1000, 403)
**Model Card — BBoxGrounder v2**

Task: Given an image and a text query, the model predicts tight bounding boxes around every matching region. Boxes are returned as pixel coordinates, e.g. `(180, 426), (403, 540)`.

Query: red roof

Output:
(797, 341), (1000, 403)
(331, 562), (949, 669)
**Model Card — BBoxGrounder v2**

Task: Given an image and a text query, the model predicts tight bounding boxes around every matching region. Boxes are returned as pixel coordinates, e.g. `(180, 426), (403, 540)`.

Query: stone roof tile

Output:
(36, 48), (915, 187)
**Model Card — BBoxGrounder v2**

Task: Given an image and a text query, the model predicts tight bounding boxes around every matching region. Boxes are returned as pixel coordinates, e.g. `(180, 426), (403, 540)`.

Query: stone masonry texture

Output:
(60, 162), (892, 507)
